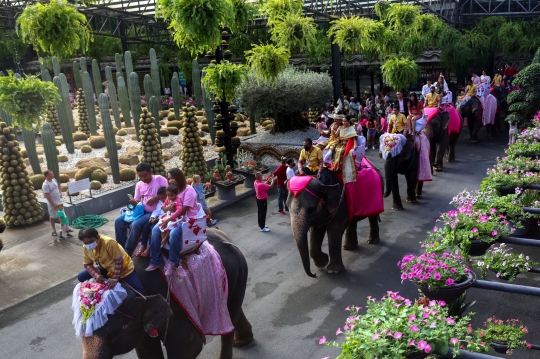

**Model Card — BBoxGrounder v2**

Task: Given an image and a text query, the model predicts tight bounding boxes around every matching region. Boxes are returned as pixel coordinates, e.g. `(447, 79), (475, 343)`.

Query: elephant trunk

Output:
(291, 211), (317, 278)
(82, 336), (113, 359)
(383, 157), (394, 198)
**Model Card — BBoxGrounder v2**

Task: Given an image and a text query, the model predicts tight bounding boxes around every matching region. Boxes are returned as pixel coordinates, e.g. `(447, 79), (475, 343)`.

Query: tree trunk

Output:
(271, 112), (309, 134)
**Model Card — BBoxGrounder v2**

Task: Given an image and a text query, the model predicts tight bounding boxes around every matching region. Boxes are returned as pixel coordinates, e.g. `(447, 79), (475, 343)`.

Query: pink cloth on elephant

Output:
(414, 132), (432, 182)
(288, 176), (313, 197)
(159, 241), (233, 342)
(480, 94), (497, 125)
(344, 157), (384, 221)
(424, 105), (461, 135)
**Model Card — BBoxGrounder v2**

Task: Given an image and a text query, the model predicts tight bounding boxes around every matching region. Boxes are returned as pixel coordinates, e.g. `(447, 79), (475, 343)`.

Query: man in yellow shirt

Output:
(424, 85), (441, 108)
(388, 105), (407, 134)
(299, 137), (330, 184)
(492, 69), (503, 91)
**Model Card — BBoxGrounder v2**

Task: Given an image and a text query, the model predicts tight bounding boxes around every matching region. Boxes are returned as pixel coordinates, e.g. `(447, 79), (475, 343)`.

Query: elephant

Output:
(80, 229), (254, 359)
(382, 137), (423, 210)
(287, 173), (381, 277)
(458, 96), (483, 142)
(423, 106), (462, 171)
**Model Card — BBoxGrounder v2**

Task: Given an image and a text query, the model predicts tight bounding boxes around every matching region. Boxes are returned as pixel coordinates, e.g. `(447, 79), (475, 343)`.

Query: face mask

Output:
(304, 146), (311, 151)
(85, 241), (98, 250)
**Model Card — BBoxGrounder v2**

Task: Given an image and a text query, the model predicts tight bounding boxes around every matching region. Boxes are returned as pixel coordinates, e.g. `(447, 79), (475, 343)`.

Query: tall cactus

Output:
(40, 68), (52, 82)
(201, 69), (216, 143)
(128, 72), (141, 137)
(171, 75), (181, 120)
(52, 56), (61, 77)
(149, 96), (161, 145)
(143, 74), (154, 99)
(92, 59), (102, 98)
(99, 94), (120, 184)
(53, 76), (75, 154)
(73, 61), (82, 89)
(192, 59), (202, 110)
(82, 72), (98, 136)
(150, 48), (161, 99)
(80, 57), (87, 73)
(58, 73), (75, 132)
(117, 77), (132, 127)
(108, 81), (121, 129)
(115, 53), (123, 80)
(124, 51), (133, 94)
(0, 106), (13, 126)
(105, 66), (113, 84)
(22, 128), (40, 175)
(42, 122), (59, 178)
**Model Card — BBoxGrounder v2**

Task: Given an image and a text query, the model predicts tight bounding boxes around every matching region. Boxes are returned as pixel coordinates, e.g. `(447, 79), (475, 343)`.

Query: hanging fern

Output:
(263, 0), (303, 22)
(498, 22), (524, 59)
(16, 0), (92, 58)
(374, 0), (391, 21)
(328, 16), (365, 54)
(245, 43), (289, 84)
(386, 4), (421, 32)
(201, 61), (246, 103)
(269, 13), (317, 52)
(0, 72), (60, 130)
(156, 0), (234, 56)
(381, 55), (419, 92)
(230, 0), (256, 33)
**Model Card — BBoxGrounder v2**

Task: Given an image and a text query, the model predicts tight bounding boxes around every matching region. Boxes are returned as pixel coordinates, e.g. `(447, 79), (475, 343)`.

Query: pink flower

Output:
(433, 227), (438, 232)
(471, 228), (478, 233)
(394, 332), (403, 339)
(345, 306), (350, 311)
(408, 340), (415, 346)
(492, 230), (498, 236)
(408, 315), (416, 321)
(438, 300), (446, 306)
(417, 340), (427, 349)
(433, 272), (441, 280)
(446, 278), (455, 285)
(336, 328), (342, 335)
(424, 344), (432, 353)
(446, 318), (455, 324)
(450, 338), (459, 345)
(372, 333), (380, 340)
(410, 325), (419, 332)
(318, 336), (326, 345)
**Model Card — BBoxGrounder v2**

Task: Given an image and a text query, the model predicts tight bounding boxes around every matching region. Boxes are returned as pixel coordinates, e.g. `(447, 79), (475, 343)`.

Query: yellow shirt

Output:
(493, 74), (502, 87)
(389, 113), (407, 133)
(466, 84), (477, 97)
(299, 146), (323, 172)
(83, 235), (134, 278)
(424, 92), (441, 108)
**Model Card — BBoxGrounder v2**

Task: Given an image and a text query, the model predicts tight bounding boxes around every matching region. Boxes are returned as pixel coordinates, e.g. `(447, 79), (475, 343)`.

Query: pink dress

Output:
(158, 196), (183, 233)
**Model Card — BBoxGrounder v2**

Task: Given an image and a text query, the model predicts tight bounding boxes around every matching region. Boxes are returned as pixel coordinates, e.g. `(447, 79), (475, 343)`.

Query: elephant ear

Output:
(440, 112), (451, 130)
(142, 295), (173, 333)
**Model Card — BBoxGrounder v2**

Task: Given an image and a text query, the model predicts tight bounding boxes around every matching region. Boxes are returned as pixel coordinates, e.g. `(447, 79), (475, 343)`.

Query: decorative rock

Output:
(126, 147), (141, 156)
(74, 140), (90, 149)
(119, 153), (140, 165)
(75, 157), (109, 169)
(161, 138), (173, 149)
(163, 150), (173, 160)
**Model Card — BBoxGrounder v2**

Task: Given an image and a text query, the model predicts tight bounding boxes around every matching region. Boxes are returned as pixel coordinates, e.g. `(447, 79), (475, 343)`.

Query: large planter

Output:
(215, 179), (245, 201)
(405, 351), (429, 359)
(467, 239), (494, 256)
(491, 341), (509, 354)
(0, 224), (6, 234)
(418, 273), (475, 304)
(204, 190), (216, 199)
(233, 168), (270, 188)
(508, 219), (529, 236)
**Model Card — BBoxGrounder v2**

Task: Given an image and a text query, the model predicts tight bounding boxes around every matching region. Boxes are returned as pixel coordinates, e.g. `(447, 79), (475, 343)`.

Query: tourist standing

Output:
(42, 170), (62, 237)
(272, 157), (289, 215)
(255, 172), (275, 232)
(286, 159), (295, 182)
(393, 91), (409, 117)
(421, 79), (432, 100)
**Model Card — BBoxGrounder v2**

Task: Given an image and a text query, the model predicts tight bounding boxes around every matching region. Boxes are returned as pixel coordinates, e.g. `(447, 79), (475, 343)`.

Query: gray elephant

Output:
(423, 107), (462, 171)
(287, 171), (382, 277)
(382, 137), (422, 210)
(80, 229), (254, 359)
(458, 96), (483, 143)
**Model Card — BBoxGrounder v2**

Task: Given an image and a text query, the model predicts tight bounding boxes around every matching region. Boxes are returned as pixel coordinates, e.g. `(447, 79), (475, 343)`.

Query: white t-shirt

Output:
(422, 84), (431, 97)
(42, 179), (61, 205)
(286, 167), (295, 180)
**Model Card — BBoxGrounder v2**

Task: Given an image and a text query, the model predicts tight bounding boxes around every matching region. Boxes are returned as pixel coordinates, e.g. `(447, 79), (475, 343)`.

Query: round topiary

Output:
(89, 136), (106, 149)
(59, 173), (70, 183)
(90, 180), (102, 190)
(73, 132), (88, 141)
(117, 129), (127, 136)
(58, 154), (68, 162)
(119, 168), (136, 181)
(80, 145), (92, 153)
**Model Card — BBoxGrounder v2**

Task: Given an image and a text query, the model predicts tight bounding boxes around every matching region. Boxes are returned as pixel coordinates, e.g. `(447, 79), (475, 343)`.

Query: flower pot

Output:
(0, 225), (6, 233)
(405, 351), (429, 359)
(205, 53), (215, 61)
(418, 273), (475, 304)
(508, 220), (529, 236)
(223, 53), (233, 60)
(499, 186), (522, 195)
(491, 341), (509, 354)
(213, 124), (223, 131)
(228, 106), (238, 113)
(229, 125), (239, 135)
(204, 190), (216, 199)
(468, 239), (493, 256)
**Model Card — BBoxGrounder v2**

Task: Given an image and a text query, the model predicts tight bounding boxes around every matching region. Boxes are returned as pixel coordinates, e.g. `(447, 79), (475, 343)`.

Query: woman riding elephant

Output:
(79, 229), (254, 359)
(145, 168), (200, 276)
(327, 115), (358, 184)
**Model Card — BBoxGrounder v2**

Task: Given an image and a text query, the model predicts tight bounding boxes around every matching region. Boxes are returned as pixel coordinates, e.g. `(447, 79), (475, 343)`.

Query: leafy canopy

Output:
(0, 72), (61, 130)
(381, 55), (419, 92)
(16, 0), (92, 58)
(201, 61), (246, 103)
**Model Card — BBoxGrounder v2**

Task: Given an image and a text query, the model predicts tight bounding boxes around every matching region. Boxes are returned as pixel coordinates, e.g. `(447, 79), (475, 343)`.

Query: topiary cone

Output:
(42, 122), (59, 178)
(98, 94), (120, 184)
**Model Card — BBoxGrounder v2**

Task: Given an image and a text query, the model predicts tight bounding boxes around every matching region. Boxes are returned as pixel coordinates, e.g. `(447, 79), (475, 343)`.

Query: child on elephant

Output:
(157, 185), (183, 246)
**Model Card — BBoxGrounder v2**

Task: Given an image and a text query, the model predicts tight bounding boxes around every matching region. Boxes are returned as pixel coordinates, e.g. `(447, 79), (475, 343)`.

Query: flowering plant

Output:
(475, 317), (530, 354)
(424, 204), (511, 257)
(506, 141), (540, 159)
(79, 279), (108, 324)
(382, 134), (401, 152)
(450, 189), (528, 223)
(399, 252), (470, 291)
(494, 155), (540, 173)
(322, 292), (484, 358)
(480, 168), (540, 192)
(473, 244), (537, 282)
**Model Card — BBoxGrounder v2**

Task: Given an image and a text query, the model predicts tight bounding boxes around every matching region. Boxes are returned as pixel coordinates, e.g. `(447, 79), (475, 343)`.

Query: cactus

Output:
(58, 74), (75, 133)
(22, 128), (40, 175)
(82, 72), (98, 136)
(0, 106), (13, 126)
(40, 63), (52, 82)
(108, 81), (122, 128)
(73, 61), (82, 89)
(81, 145), (92, 153)
(124, 51), (133, 95)
(171, 75), (181, 120)
(143, 74), (154, 99)
(105, 66), (113, 84)
(91, 170), (108, 184)
(80, 57), (87, 73)
(192, 59), (202, 110)
(89, 136), (106, 148)
(139, 107), (165, 176)
(42, 122), (59, 178)
(128, 72), (141, 137)
(115, 53), (123, 80)
(52, 56), (60, 77)
(75, 167), (93, 180)
(201, 69), (216, 143)
(150, 48), (161, 100)
(45, 105), (61, 135)
(92, 59), (102, 98)
(117, 76), (132, 127)
(73, 132), (88, 141)
(120, 168), (136, 181)
(99, 93), (120, 184)
(149, 96), (161, 145)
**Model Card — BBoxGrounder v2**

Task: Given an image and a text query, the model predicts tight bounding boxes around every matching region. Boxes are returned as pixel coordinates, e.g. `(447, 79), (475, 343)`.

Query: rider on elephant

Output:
(424, 85), (441, 108)
(388, 104), (407, 134)
(327, 115), (359, 184)
(299, 138), (329, 184)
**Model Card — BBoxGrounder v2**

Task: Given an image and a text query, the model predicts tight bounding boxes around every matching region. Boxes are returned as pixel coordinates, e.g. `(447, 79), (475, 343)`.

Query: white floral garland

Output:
(379, 133), (407, 160)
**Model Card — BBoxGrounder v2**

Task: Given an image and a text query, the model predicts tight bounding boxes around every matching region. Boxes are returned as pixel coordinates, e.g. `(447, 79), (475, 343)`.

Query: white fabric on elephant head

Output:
(72, 280), (128, 338)
(379, 133), (407, 160)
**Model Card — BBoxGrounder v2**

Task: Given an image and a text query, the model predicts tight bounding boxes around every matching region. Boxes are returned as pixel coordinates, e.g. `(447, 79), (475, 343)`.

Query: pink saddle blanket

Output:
(424, 105), (461, 135)
(288, 175), (313, 197)
(159, 241), (234, 342)
(344, 157), (384, 221)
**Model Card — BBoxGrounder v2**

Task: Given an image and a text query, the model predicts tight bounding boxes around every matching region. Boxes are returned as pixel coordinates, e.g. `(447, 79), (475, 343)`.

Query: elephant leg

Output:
(473, 118), (482, 141)
(405, 169), (417, 203)
(416, 181), (424, 198)
(435, 136), (449, 169)
(343, 219), (359, 250)
(467, 117), (474, 141)
(325, 221), (346, 274)
(219, 333), (235, 359)
(135, 335), (165, 359)
(310, 226), (329, 268)
(366, 215), (380, 244)
(391, 172), (403, 210)
(234, 308), (254, 347)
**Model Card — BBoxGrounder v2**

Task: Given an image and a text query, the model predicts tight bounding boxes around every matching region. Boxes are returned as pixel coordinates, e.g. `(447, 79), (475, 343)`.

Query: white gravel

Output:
(243, 128), (319, 145)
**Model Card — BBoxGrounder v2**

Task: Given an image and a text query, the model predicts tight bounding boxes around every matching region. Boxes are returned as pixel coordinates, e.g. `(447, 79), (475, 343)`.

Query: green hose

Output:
(71, 215), (109, 229)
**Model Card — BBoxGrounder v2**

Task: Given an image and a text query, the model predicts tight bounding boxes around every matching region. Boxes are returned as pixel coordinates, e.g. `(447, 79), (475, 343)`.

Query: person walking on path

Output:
(255, 172), (275, 232)
(273, 157), (289, 215)
(42, 170), (62, 237)
(286, 158), (296, 182)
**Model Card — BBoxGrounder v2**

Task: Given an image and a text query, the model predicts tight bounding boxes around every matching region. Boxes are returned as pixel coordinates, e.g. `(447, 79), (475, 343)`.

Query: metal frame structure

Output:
(455, 0), (540, 22)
